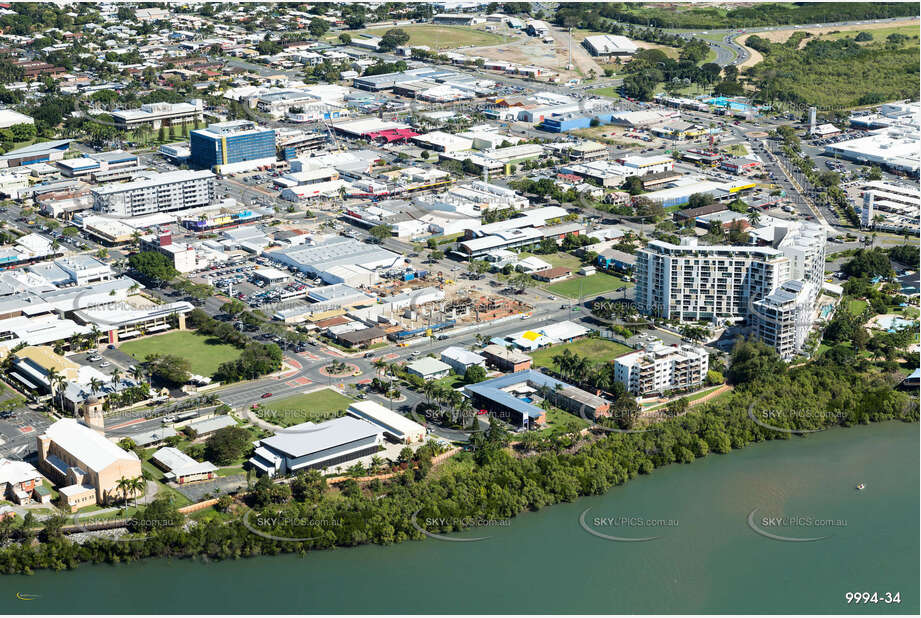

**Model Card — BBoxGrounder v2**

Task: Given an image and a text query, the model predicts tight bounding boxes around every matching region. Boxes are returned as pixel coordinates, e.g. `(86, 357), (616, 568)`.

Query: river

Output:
(1, 422), (917, 614)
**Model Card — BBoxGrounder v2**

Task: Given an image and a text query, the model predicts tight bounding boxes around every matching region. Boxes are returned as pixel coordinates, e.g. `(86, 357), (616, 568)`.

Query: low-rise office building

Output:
(151, 447), (218, 484)
(111, 100), (204, 131)
(248, 416), (383, 477)
(347, 400), (427, 443)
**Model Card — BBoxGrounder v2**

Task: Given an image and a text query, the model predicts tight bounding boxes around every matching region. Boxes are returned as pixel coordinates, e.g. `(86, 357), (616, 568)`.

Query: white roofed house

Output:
(440, 346), (486, 375)
(151, 447), (218, 484)
(0, 458), (44, 504)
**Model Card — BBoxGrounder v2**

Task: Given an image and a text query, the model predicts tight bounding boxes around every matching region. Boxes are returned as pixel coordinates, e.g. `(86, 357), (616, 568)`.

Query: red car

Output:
(477, 409), (488, 415)
(261, 392), (273, 399)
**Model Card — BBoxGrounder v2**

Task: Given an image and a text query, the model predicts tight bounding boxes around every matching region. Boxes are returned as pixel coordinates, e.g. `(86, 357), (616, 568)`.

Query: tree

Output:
(146, 354), (191, 387)
(128, 251), (179, 286)
(379, 28), (410, 52)
(665, 396), (690, 418)
(369, 224), (391, 243)
(338, 33), (352, 45)
(205, 426), (252, 465)
(308, 17), (330, 38)
(855, 31), (873, 42)
(464, 364), (487, 384)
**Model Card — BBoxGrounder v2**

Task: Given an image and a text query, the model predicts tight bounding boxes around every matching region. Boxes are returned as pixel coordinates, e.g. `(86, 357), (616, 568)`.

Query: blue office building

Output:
(189, 120), (276, 170)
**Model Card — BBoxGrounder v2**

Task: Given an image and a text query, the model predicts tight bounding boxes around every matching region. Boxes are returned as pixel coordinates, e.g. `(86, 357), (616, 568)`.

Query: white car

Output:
(99, 362), (111, 368)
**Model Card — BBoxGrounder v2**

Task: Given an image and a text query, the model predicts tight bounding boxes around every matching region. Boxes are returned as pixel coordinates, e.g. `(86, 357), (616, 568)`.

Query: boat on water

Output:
(856, 483), (866, 490)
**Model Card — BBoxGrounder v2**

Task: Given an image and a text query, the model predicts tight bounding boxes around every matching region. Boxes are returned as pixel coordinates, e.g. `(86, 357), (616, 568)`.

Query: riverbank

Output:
(0, 421), (915, 614)
(0, 353), (916, 581)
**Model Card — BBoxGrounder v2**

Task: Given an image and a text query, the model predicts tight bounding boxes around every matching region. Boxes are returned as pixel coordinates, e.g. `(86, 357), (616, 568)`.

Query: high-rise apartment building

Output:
(613, 341), (709, 395)
(91, 170), (215, 216)
(634, 222), (826, 359)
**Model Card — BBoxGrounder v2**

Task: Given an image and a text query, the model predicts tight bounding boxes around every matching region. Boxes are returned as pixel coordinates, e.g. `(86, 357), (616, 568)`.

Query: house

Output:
(596, 248), (637, 272)
(151, 447), (218, 484)
(0, 458), (43, 505)
(37, 411), (143, 512)
(185, 415), (237, 437)
(440, 346), (486, 375)
(248, 416), (383, 477)
(406, 356), (452, 380)
(347, 400), (427, 443)
(126, 427), (178, 448)
(532, 267), (571, 283)
(334, 326), (388, 349)
(481, 344), (533, 372)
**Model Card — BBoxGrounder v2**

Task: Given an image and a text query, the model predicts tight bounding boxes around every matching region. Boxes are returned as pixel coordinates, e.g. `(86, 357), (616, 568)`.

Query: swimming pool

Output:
(820, 305), (834, 319)
(876, 315), (917, 331)
(704, 97), (753, 112)
(519, 397), (534, 403)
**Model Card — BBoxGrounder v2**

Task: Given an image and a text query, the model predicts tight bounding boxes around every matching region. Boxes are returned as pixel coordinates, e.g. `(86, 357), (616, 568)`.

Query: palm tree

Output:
(129, 477), (147, 508)
(747, 210), (761, 227)
(88, 377), (103, 398)
(53, 375), (67, 413)
(110, 368), (122, 392)
(46, 367), (60, 405)
(115, 477), (133, 507)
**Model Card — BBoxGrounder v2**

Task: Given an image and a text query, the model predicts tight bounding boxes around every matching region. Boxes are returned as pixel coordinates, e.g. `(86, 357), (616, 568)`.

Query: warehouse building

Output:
(266, 236), (402, 280)
(581, 34), (638, 57)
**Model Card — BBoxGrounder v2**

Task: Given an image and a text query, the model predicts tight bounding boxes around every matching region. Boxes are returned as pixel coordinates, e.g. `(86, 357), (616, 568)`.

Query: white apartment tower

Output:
(635, 222), (826, 360)
(613, 342), (709, 396)
(91, 170), (216, 217)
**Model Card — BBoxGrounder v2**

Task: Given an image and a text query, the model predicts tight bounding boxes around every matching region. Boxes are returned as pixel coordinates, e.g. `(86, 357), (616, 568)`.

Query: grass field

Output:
(528, 338), (634, 369)
(847, 299), (868, 316)
(119, 331), (241, 377)
(588, 86), (620, 99)
(815, 24), (920, 45)
(341, 25), (513, 50)
(255, 389), (354, 428)
(547, 272), (630, 298)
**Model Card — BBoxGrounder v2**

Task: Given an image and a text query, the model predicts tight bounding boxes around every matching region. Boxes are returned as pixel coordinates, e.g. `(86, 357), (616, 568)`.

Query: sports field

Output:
(547, 272), (631, 299)
(255, 389), (354, 428)
(119, 331), (241, 377)
(346, 25), (512, 49)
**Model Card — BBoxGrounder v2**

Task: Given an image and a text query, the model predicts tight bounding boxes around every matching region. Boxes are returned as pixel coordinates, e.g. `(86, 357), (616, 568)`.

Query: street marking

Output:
(17, 425), (33, 434)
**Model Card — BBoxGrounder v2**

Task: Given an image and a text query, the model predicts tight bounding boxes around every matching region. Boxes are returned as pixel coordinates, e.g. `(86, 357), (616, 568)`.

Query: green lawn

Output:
(547, 272), (630, 299)
(519, 251), (583, 270)
(119, 331), (241, 377)
(255, 388), (354, 428)
(338, 25), (513, 49)
(529, 338), (634, 369)
(815, 24), (920, 45)
(534, 406), (591, 436)
(847, 299), (868, 316)
(589, 86), (620, 99)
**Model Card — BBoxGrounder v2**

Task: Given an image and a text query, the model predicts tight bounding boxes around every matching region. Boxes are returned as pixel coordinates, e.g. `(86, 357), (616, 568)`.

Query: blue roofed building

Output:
(464, 370), (609, 428)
